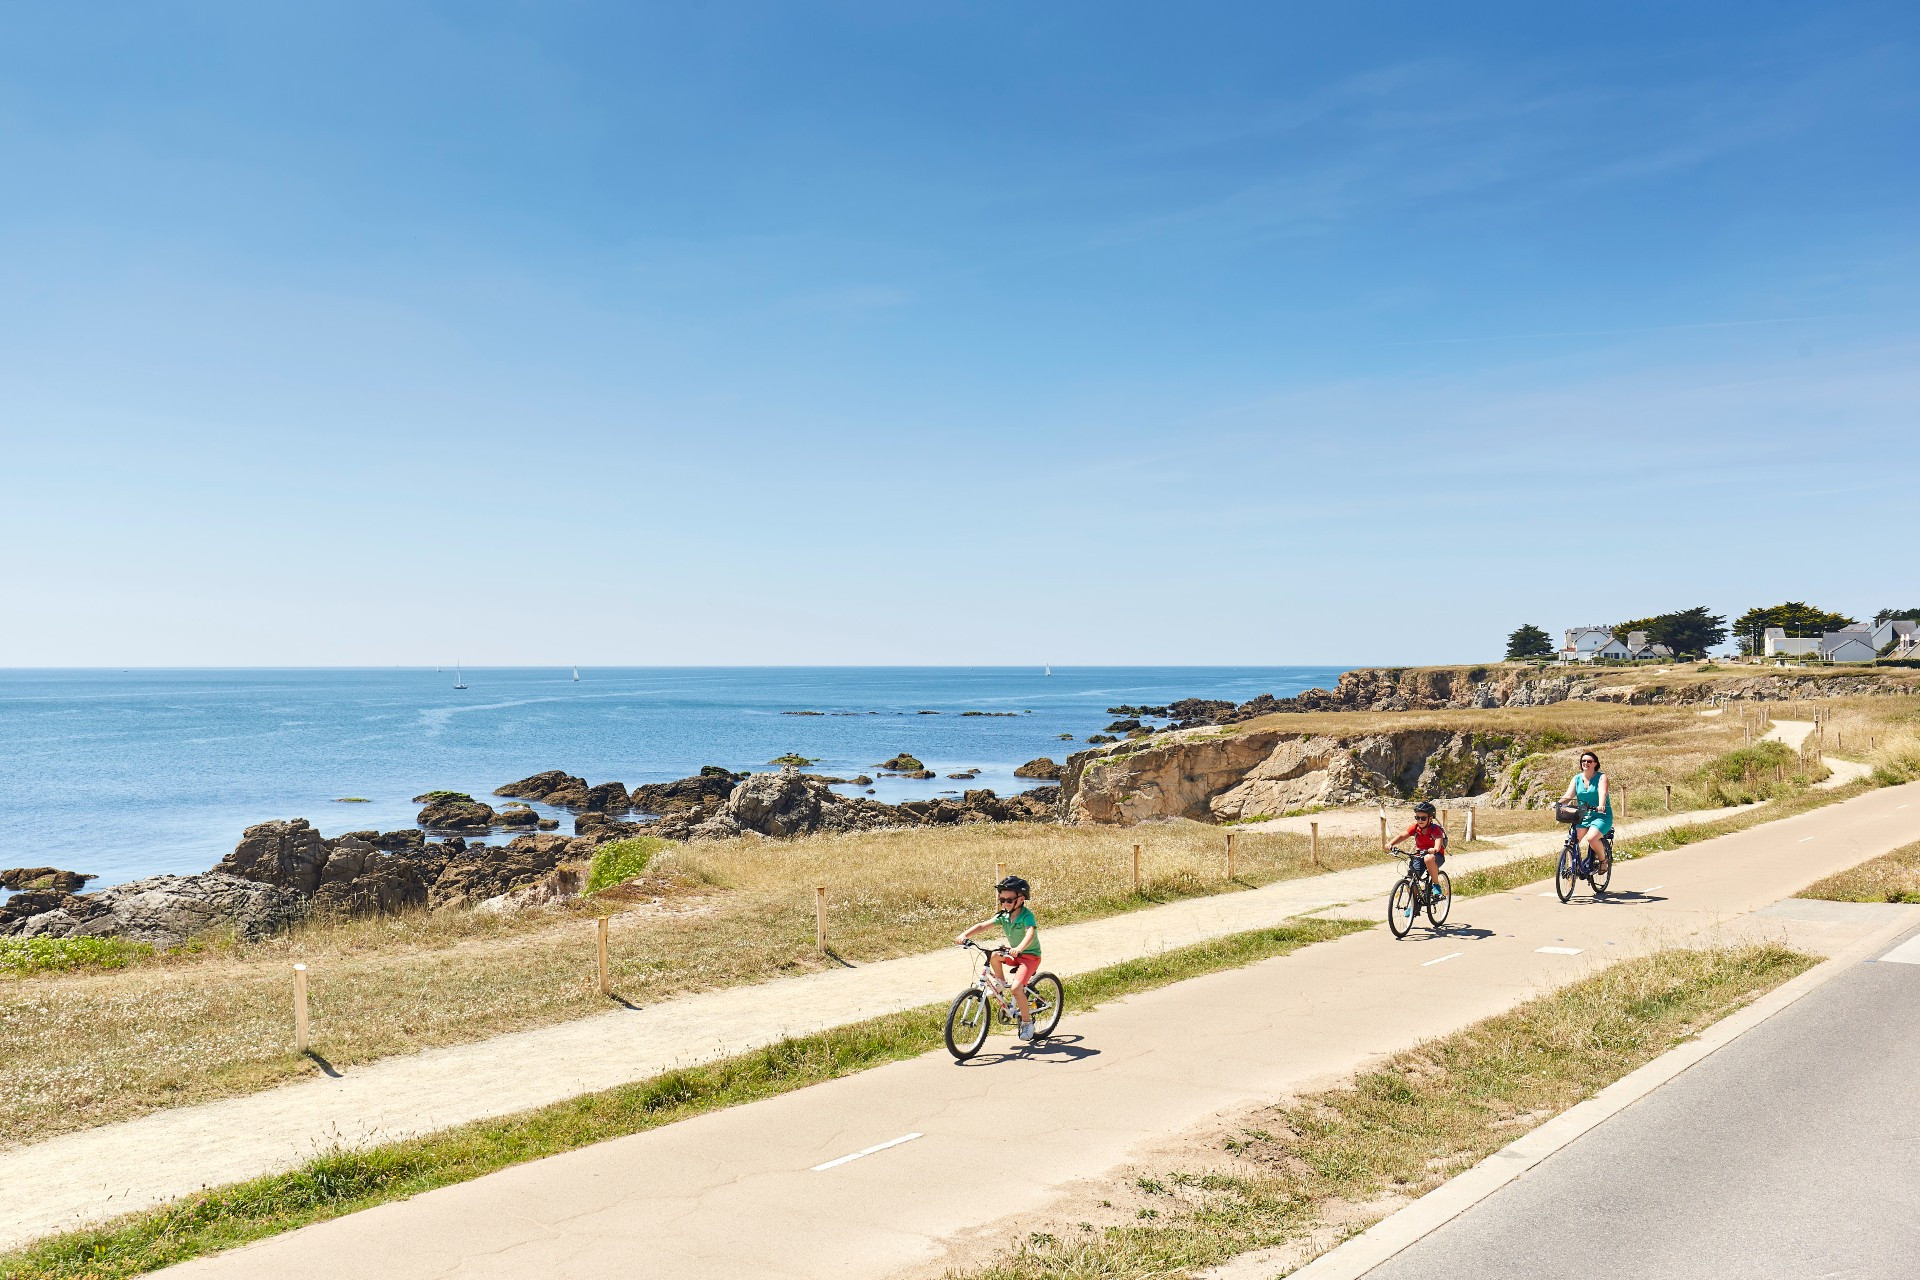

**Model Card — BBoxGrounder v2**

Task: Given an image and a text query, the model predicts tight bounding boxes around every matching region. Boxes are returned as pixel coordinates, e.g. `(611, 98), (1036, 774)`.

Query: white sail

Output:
(572, 666), (580, 681)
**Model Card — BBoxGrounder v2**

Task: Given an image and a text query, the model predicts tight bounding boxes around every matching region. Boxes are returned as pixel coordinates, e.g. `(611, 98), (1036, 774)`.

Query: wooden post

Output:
(1379, 813), (1388, 853)
(1440, 808), (1451, 833)
(1665, 783), (1673, 811)
(1132, 844), (1142, 894)
(1225, 831), (1236, 880)
(292, 964), (309, 1055)
(597, 916), (610, 995)
(1464, 807), (1476, 842)
(1311, 821), (1320, 868)
(815, 886), (826, 951)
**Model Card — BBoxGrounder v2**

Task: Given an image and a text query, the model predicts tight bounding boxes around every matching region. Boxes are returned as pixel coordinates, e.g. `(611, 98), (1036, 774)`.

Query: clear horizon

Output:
(2, 3), (1914, 667)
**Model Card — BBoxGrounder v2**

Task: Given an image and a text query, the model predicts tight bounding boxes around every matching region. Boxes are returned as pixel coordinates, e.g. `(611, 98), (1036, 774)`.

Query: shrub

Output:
(586, 838), (668, 894)
(0, 936), (154, 976)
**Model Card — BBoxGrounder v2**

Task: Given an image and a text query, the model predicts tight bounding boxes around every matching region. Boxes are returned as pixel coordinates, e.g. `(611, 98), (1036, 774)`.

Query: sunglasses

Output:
(998, 895), (1019, 903)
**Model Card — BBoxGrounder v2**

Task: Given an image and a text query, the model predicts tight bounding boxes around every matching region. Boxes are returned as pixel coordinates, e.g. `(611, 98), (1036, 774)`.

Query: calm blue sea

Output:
(0, 666), (1343, 891)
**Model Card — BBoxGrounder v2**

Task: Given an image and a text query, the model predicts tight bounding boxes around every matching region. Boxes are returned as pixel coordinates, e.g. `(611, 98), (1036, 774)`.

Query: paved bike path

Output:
(0, 806), (1727, 1251)
(156, 782), (1920, 1279)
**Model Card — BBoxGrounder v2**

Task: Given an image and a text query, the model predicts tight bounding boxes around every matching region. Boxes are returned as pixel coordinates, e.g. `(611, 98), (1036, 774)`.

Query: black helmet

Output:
(995, 875), (1030, 897)
(1413, 801), (1436, 817)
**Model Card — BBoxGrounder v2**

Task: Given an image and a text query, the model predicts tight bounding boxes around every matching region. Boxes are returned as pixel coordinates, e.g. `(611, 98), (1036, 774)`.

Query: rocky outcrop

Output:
(494, 771), (587, 802)
(667, 767), (1060, 841)
(415, 793), (498, 833)
(877, 753), (924, 771)
(584, 781), (631, 813)
(427, 834), (580, 911)
(493, 804), (540, 829)
(1061, 727), (1518, 826)
(4, 873), (305, 947)
(0, 867), (95, 893)
(1013, 757), (1062, 780)
(1161, 666), (1920, 727)
(215, 819), (331, 895)
(629, 771), (741, 816)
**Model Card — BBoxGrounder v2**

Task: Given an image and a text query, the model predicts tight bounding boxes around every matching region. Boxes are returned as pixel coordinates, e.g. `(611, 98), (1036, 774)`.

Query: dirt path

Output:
(0, 802), (1786, 1252)
(157, 782), (1920, 1279)
(1765, 720), (1874, 787)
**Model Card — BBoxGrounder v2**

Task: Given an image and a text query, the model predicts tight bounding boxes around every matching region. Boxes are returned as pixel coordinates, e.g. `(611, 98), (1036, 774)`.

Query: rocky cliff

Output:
(1061, 726), (1523, 826)
(1169, 666), (1920, 726)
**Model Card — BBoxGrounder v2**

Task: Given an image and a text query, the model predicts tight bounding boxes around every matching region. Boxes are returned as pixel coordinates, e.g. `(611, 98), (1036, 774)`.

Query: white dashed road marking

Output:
(1878, 937), (1920, 967)
(1536, 946), (1584, 956)
(812, 1133), (923, 1172)
(1421, 952), (1463, 967)
(1799, 837), (1815, 843)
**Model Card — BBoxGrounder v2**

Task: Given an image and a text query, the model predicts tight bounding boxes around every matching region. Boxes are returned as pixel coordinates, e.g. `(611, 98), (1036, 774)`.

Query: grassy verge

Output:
(0, 917), (1368, 1280)
(1798, 839), (1920, 904)
(956, 944), (1814, 1279)
(0, 938), (153, 976)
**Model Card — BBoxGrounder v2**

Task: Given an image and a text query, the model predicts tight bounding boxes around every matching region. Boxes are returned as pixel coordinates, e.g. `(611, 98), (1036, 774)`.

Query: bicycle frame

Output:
(960, 941), (1034, 1019)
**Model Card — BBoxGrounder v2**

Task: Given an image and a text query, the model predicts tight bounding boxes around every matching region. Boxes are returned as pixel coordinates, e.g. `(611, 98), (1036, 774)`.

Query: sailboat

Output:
(572, 666), (580, 682)
(454, 663), (467, 690)
(1044, 665), (1052, 677)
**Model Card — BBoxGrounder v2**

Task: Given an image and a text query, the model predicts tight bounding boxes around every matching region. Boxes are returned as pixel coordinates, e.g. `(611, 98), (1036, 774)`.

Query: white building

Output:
(1763, 627), (1821, 658)
(1560, 626), (1617, 662)
(1625, 631), (1675, 661)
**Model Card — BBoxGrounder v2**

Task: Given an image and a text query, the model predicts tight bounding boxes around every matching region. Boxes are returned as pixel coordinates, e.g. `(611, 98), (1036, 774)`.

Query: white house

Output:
(1561, 626), (1617, 662)
(1763, 627), (1821, 658)
(1820, 627), (1877, 663)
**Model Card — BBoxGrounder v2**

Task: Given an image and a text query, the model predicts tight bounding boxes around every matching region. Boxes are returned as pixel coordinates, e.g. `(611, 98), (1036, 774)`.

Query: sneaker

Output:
(1018, 1020), (1034, 1042)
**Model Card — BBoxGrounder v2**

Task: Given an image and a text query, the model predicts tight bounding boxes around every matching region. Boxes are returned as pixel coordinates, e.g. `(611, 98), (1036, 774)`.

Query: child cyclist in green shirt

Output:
(957, 875), (1043, 1041)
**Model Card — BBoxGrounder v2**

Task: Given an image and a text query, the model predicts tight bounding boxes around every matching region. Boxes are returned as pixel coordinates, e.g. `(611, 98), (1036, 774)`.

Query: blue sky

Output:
(2, 2), (1915, 665)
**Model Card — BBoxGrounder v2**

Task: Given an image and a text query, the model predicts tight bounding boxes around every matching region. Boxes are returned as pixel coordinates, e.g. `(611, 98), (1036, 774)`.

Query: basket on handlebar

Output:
(1554, 802), (1585, 824)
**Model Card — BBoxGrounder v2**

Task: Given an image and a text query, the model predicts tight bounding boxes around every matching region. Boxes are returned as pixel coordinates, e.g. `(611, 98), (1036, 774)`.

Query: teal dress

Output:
(1575, 772), (1613, 836)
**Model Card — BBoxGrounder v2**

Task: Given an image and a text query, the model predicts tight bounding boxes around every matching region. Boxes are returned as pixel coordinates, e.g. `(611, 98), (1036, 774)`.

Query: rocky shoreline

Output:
(0, 759), (1066, 949)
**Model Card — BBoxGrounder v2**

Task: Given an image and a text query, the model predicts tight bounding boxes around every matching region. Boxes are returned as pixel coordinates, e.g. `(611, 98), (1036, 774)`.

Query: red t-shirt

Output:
(1400, 821), (1447, 851)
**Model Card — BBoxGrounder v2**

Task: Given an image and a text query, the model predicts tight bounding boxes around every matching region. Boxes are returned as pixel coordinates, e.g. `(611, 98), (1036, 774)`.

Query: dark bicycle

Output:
(944, 939), (1064, 1060)
(1554, 802), (1613, 902)
(1387, 849), (1452, 938)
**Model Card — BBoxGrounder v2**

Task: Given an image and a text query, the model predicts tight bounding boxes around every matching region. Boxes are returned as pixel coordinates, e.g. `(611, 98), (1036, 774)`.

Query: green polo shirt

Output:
(996, 906), (1041, 957)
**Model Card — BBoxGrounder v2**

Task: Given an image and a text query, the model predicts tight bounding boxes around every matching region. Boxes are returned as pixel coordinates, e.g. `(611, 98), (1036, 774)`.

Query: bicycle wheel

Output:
(1426, 870), (1452, 927)
(944, 989), (991, 1060)
(1028, 973), (1064, 1039)
(1388, 879), (1418, 938)
(1555, 845), (1577, 903)
(1591, 845), (1613, 896)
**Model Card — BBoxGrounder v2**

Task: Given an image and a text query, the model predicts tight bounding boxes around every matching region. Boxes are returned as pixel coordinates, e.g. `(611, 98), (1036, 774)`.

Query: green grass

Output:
(331, 797), (371, 803)
(0, 917), (1369, 1280)
(584, 837), (668, 894)
(0, 937), (155, 976)
(768, 754), (818, 766)
(959, 944), (1815, 1279)
(1798, 839), (1920, 904)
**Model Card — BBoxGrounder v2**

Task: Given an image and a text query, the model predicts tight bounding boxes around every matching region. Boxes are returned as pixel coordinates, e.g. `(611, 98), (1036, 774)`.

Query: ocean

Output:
(0, 666), (1344, 891)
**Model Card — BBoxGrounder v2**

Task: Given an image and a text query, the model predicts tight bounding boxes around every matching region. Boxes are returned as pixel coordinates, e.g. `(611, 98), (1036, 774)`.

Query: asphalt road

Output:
(1368, 923), (1920, 1280)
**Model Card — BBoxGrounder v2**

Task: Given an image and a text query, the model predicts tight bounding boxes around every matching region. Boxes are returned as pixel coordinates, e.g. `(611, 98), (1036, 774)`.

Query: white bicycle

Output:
(944, 939), (1064, 1060)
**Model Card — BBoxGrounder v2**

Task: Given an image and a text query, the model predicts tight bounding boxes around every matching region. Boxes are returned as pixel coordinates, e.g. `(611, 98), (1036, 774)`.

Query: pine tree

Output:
(1505, 623), (1554, 660)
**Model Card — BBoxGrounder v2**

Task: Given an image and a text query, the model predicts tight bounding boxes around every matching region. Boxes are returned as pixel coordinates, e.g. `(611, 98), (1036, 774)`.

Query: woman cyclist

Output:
(1556, 750), (1613, 876)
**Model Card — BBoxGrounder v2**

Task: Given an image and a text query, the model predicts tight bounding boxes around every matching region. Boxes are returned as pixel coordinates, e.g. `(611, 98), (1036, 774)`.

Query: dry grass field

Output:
(0, 820), (1392, 1148)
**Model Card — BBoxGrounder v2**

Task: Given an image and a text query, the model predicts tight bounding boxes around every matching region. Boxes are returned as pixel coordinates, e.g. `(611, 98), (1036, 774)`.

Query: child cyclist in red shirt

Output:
(1388, 801), (1448, 899)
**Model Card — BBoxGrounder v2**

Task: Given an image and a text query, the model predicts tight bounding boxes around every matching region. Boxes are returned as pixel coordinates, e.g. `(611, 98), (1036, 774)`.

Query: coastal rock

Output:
(310, 837), (436, 917)
(11, 873), (306, 947)
(1105, 719), (1142, 734)
(903, 768), (936, 779)
(1013, 757), (1062, 780)
(629, 772), (741, 816)
(428, 834), (578, 911)
(877, 753), (924, 771)
(477, 863), (587, 914)
(583, 781), (631, 813)
(216, 819), (331, 896)
(493, 771), (587, 803)
(0, 867), (96, 893)
(494, 804), (540, 829)
(1061, 727), (1513, 826)
(574, 812), (645, 839)
(416, 794), (498, 833)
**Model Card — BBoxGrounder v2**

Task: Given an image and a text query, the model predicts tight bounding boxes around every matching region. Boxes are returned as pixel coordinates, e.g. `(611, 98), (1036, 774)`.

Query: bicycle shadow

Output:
(1422, 924), (1494, 940)
(1558, 890), (1668, 907)
(955, 1033), (1100, 1067)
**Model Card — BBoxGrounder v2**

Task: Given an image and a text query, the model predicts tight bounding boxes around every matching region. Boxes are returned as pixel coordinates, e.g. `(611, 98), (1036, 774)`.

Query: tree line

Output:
(1505, 602), (1919, 661)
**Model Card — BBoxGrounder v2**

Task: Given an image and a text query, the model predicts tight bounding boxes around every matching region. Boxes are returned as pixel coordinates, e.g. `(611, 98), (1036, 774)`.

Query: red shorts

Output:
(999, 952), (1040, 984)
